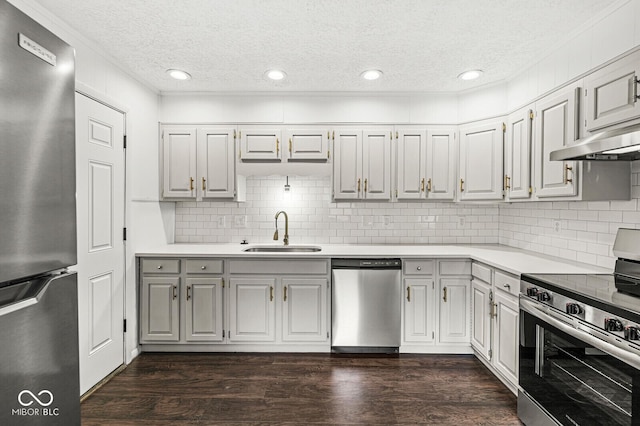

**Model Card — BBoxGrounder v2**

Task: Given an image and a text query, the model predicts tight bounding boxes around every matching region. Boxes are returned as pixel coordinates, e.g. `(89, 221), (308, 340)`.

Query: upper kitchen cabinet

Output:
(533, 83), (630, 201)
(161, 125), (239, 200)
(505, 107), (533, 201)
(584, 50), (640, 132)
(396, 127), (456, 201)
(284, 127), (330, 161)
(533, 83), (580, 198)
(333, 127), (392, 200)
(239, 126), (282, 161)
(162, 126), (197, 199)
(197, 126), (237, 199)
(458, 119), (505, 201)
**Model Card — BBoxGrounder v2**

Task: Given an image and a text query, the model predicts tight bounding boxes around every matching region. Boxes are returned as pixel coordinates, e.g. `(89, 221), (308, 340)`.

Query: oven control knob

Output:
(537, 291), (551, 302)
(625, 326), (640, 341)
(605, 318), (624, 332)
(526, 287), (539, 297)
(566, 303), (583, 315)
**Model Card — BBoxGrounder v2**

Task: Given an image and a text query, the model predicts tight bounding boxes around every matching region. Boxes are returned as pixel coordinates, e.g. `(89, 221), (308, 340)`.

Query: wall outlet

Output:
(217, 216), (226, 227)
(552, 220), (561, 233)
(234, 215), (247, 228)
(457, 216), (466, 228)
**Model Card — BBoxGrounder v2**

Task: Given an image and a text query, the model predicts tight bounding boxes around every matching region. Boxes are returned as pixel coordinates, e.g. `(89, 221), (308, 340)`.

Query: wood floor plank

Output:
(81, 353), (521, 425)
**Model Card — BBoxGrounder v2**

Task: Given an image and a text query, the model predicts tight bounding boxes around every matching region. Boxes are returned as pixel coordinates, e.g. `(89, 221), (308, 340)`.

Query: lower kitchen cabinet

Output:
(403, 278), (435, 343)
(229, 278), (276, 342)
(140, 276), (180, 342)
(470, 261), (519, 393)
(281, 278), (328, 342)
(185, 277), (224, 342)
(439, 278), (471, 344)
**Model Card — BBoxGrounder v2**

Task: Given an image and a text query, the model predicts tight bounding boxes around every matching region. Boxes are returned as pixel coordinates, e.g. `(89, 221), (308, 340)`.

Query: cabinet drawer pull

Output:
(172, 285), (177, 300)
(460, 179), (464, 192)
(276, 138), (279, 154)
(443, 287), (447, 302)
(503, 283), (511, 290)
(270, 286), (274, 302)
(284, 286), (288, 302)
(427, 178), (432, 192)
(564, 164), (573, 184)
(289, 138), (292, 153)
(202, 177), (206, 191)
(190, 177), (194, 191)
(357, 178), (361, 193)
(421, 178), (425, 192)
(504, 175), (511, 189)
(406, 286), (411, 302)
(364, 178), (368, 193)
(187, 285), (191, 301)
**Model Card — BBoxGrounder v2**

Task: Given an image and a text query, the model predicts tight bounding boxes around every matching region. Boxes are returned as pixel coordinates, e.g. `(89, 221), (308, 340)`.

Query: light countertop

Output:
(136, 243), (610, 276)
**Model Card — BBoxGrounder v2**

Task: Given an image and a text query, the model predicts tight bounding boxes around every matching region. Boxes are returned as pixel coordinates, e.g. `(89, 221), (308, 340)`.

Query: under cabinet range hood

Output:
(550, 122), (640, 161)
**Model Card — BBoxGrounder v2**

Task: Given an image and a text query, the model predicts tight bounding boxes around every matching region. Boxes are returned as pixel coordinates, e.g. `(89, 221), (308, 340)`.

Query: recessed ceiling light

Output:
(166, 69), (191, 80)
(361, 69), (382, 81)
(457, 69), (483, 81)
(265, 69), (287, 81)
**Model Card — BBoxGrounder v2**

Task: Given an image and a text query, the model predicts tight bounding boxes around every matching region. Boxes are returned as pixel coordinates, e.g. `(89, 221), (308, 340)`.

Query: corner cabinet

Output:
(396, 127), (456, 200)
(333, 127), (392, 200)
(161, 125), (238, 200)
(458, 119), (505, 201)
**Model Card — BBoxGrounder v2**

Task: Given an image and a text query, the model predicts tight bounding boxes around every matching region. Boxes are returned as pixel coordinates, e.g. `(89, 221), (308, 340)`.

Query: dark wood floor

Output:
(81, 353), (521, 425)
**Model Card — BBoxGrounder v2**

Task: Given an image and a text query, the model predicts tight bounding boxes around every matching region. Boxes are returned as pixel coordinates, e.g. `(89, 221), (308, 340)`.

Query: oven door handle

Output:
(520, 296), (640, 371)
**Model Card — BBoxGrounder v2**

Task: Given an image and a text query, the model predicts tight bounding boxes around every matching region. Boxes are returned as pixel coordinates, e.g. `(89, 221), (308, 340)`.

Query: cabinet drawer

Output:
(494, 270), (520, 297)
(403, 260), (435, 275)
(229, 259), (328, 275)
(142, 258), (180, 274)
(472, 263), (492, 283)
(186, 259), (223, 274)
(439, 260), (471, 276)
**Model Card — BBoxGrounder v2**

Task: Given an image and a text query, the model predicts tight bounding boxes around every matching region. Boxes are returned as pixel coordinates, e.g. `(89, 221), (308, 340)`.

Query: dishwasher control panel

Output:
(332, 258), (402, 269)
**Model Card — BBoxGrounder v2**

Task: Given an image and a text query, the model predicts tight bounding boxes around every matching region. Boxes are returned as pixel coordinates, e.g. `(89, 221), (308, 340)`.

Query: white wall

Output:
(9, 0), (163, 363)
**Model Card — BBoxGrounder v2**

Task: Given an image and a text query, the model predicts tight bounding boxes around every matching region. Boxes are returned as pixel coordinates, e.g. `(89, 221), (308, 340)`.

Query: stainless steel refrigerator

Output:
(0, 1), (80, 424)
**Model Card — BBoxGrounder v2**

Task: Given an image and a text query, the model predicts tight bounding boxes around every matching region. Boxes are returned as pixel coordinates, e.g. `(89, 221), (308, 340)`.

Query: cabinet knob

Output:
(201, 266), (206, 270)
(416, 266), (422, 271)
(157, 265), (163, 270)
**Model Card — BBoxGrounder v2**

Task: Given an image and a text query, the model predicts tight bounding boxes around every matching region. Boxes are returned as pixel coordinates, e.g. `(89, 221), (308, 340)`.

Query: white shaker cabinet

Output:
(239, 126), (282, 161)
(284, 128), (330, 161)
(184, 259), (225, 342)
(492, 285), (519, 387)
(584, 49), (640, 132)
(533, 83), (579, 198)
(162, 126), (197, 199)
(140, 258), (182, 342)
(471, 278), (491, 360)
(438, 260), (471, 345)
(458, 119), (505, 201)
(396, 127), (455, 200)
(333, 127), (392, 200)
(402, 259), (436, 344)
(505, 107), (533, 200)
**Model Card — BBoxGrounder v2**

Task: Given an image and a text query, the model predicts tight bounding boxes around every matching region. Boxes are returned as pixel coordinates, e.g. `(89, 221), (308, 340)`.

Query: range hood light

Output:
(602, 145), (640, 155)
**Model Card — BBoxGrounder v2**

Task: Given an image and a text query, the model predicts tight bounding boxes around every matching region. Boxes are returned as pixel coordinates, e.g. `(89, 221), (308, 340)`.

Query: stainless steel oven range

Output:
(519, 228), (640, 426)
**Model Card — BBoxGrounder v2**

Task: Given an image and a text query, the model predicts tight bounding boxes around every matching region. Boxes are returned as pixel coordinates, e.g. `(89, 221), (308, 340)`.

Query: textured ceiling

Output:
(32, 0), (615, 93)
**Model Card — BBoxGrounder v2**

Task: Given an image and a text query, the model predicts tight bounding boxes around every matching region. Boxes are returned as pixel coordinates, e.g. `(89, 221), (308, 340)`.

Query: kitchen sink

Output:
(242, 245), (322, 253)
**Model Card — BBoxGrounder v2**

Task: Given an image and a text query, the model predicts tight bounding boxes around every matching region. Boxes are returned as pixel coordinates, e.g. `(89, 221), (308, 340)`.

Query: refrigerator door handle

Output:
(0, 272), (72, 317)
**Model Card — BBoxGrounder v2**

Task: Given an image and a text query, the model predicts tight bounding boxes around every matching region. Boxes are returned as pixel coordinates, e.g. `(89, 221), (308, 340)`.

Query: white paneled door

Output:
(75, 93), (125, 395)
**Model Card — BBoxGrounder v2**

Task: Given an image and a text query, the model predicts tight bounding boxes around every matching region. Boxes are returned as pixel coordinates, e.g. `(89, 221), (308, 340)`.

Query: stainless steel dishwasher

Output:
(331, 258), (402, 353)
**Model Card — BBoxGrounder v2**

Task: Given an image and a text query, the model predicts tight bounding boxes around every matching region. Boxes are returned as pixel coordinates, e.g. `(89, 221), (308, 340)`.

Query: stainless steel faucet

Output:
(273, 211), (289, 245)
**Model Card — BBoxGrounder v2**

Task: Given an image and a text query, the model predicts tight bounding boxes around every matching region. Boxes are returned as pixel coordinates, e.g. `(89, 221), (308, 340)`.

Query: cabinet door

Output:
(404, 278), (435, 343)
(281, 278), (328, 342)
(396, 128), (427, 200)
(470, 279), (491, 360)
(185, 277), (223, 342)
(439, 278), (470, 343)
(333, 129), (362, 199)
(198, 127), (235, 199)
(534, 85), (579, 198)
(229, 278), (276, 342)
(585, 51), (640, 131)
(493, 290), (519, 387)
(285, 128), (330, 161)
(459, 121), (504, 201)
(426, 128), (456, 200)
(239, 127), (282, 161)
(362, 129), (392, 200)
(505, 107), (533, 200)
(140, 277), (180, 342)
(162, 126), (197, 199)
